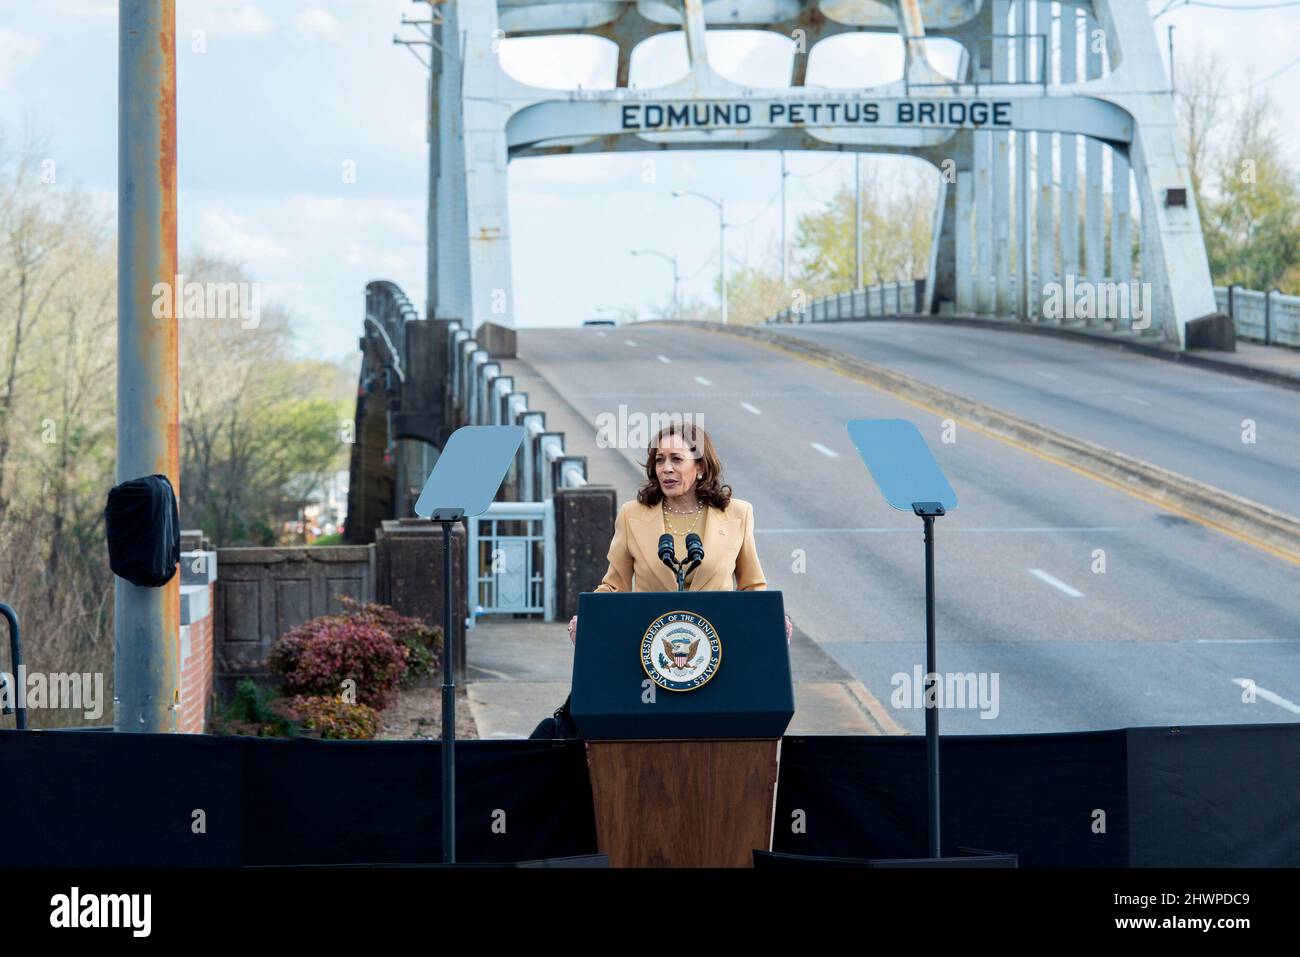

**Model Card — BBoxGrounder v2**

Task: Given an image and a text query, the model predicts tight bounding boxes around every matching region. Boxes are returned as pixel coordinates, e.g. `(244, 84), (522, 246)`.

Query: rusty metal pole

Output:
(116, 0), (180, 732)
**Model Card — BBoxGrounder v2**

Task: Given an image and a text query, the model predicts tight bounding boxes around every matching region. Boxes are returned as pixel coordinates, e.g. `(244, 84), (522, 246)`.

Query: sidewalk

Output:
(465, 619), (903, 737)
(751, 315), (1300, 392)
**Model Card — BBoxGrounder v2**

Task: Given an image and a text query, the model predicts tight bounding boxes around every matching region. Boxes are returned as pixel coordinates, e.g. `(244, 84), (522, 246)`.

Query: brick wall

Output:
(178, 546), (217, 733)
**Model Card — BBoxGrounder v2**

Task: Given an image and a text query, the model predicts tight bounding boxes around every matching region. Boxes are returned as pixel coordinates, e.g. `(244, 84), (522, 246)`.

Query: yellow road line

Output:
(846, 680), (907, 735)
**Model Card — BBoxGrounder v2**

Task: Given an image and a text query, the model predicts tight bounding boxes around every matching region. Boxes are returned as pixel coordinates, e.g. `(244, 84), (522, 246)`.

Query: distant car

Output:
(583, 319), (617, 326)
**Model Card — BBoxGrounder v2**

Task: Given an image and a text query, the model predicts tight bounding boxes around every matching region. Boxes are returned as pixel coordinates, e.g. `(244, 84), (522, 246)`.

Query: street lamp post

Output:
(672, 190), (727, 324)
(631, 248), (680, 319)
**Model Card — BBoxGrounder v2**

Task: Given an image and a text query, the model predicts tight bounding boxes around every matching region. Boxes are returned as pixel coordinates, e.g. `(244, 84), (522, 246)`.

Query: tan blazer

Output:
(594, 498), (767, 593)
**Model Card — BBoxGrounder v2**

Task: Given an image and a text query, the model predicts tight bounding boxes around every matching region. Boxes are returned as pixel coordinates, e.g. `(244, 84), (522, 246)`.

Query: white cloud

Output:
(226, 4), (275, 38)
(183, 2), (275, 39)
(0, 29), (41, 91)
(198, 207), (290, 262)
(51, 0), (115, 17)
(291, 8), (341, 42)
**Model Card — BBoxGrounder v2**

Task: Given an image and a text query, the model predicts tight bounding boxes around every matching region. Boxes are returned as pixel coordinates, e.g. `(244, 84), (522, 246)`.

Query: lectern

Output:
(571, 590), (793, 868)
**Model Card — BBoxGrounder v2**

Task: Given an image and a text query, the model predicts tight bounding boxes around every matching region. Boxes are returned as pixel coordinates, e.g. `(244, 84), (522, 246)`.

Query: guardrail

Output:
(443, 319), (589, 501)
(769, 280), (926, 324)
(1217, 285), (1300, 348)
(767, 280), (1300, 349)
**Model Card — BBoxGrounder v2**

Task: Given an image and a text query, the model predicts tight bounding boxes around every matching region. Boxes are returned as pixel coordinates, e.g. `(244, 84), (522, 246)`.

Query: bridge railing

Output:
(444, 319), (589, 500)
(767, 281), (1300, 348)
(1216, 286), (1300, 348)
(768, 280), (926, 324)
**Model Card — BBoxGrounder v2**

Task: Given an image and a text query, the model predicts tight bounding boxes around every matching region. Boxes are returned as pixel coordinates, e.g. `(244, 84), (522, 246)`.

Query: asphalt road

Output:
(777, 320), (1300, 515)
(518, 323), (1300, 735)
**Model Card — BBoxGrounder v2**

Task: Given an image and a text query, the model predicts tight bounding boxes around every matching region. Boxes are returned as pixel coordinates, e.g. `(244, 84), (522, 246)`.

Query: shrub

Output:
(211, 678), (295, 737)
(335, 596), (443, 685)
(268, 615), (408, 710)
(274, 694), (381, 740)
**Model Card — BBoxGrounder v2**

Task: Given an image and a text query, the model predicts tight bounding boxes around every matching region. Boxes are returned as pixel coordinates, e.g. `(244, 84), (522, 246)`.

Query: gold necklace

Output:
(663, 501), (702, 536)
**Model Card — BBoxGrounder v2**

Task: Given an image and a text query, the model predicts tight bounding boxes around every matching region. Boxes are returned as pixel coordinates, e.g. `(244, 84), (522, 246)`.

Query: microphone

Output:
(658, 533), (678, 570)
(683, 532), (704, 577)
(684, 532), (704, 565)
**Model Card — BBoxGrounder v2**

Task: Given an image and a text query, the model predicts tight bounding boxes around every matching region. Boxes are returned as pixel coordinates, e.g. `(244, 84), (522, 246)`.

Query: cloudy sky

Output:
(1, 0), (1297, 362)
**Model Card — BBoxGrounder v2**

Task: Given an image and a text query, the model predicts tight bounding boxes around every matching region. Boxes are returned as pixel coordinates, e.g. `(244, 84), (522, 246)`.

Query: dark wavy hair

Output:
(636, 421), (732, 510)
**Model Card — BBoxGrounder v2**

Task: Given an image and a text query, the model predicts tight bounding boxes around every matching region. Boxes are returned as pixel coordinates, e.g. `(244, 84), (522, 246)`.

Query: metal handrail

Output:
(1, 603), (27, 729)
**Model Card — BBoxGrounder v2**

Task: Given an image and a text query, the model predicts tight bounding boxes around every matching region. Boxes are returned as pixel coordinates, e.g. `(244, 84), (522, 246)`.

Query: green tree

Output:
(792, 161), (936, 296)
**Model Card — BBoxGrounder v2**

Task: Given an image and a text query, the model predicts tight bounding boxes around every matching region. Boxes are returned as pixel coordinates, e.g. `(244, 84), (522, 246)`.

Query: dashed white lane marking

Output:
(657, 354), (672, 364)
(1028, 568), (1085, 597)
(810, 442), (839, 458)
(694, 375), (712, 386)
(741, 402), (762, 415)
(1121, 394), (1151, 406)
(624, 339), (638, 347)
(1035, 370), (1061, 380)
(596, 331), (607, 337)
(1232, 678), (1300, 715)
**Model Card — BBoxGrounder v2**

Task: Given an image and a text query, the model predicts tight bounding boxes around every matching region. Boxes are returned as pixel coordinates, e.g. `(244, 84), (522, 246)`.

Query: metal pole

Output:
(672, 257), (680, 320)
(854, 152), (862, 290)
(1016, 0), (1031, 322)
(1167, 25), (1175, 94)
(1, 604), (27, 729)
(719, 200), (728, 325)
(442, 519), (456, 862)
(427, 7), (441, 318)
(923, 513), (940, 858)
(780, 152), (788, 290)
(116, 0), (180, 733)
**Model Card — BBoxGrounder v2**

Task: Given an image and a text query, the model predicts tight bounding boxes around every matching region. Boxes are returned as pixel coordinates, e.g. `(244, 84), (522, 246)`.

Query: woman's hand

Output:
(785, 614), (792, 645)
(568, 615), (578, 645)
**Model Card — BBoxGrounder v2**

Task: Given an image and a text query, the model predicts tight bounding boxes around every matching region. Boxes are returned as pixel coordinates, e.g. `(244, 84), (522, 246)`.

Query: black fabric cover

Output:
(104, 474), (180, 587)
(771, 731), (1129, 867)
(0, 733), (597, 867)
(0, 725), (1295, 867)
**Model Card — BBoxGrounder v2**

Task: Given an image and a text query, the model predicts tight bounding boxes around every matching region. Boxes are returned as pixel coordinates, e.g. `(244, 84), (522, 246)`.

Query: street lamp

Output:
(630, 249), (680, 319)
(672, 189), (727, 324)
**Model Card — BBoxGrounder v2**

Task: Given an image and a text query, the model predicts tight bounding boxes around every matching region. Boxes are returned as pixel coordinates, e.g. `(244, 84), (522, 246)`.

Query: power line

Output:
(1220, 52), (1300, 95)
(727, 185), (781, 229)
(1156, 0), (1300, 15)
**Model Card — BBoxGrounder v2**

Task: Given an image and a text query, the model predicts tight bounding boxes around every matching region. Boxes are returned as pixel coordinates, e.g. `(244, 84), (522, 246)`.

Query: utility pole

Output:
(631, 249), (680, 319)
(672, 190), (727, 324)
(395, 1), (439, 318)
(1016, 0), (1031, 322)
(116, 0), (180, 732)
(780, 152), (788, 290)
(854, 152), (862, 289)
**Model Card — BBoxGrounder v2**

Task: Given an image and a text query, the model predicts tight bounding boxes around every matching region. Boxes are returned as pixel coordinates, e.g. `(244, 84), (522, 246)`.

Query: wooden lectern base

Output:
(585, 738), (781, 868)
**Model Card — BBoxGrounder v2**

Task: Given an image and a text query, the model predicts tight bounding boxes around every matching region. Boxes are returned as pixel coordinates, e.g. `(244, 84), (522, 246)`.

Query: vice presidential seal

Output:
(641, 611), (722, 692)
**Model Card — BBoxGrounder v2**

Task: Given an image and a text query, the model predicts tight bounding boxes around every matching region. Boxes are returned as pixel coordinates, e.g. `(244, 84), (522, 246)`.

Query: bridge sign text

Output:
(619, 99), (1013, 131)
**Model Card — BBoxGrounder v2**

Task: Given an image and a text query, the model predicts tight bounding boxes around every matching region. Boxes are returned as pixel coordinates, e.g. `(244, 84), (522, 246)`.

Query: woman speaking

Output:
(568, 421), (791, 644)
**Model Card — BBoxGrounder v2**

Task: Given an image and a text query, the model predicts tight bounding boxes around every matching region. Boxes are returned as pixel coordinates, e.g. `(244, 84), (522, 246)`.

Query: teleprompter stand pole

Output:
(432, 507), (463, 864)
(913, 501), (945, 859)
(413, 424), (525, 866)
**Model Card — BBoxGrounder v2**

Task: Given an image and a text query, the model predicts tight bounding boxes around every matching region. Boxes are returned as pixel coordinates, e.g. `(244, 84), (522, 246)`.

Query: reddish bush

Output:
(268, 615), (408, 710)
(336, 595), (443, 684)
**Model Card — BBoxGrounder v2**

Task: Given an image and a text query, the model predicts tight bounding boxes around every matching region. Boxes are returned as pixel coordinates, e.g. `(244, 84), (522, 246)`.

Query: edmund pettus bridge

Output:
(3, 0), (1297, 870)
